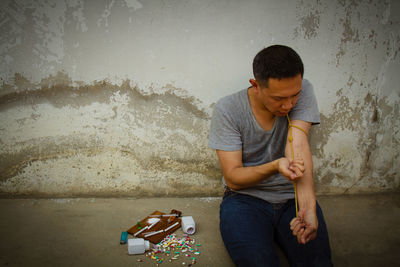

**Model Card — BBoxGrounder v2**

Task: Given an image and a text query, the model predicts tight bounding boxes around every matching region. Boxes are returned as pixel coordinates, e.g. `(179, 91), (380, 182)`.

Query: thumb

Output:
(281, 161), (296, 180)
(284, 169), (296, 181)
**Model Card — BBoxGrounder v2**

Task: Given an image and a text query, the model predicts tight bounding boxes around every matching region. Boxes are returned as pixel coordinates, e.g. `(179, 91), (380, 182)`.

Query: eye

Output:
(293, 90), (302, 97)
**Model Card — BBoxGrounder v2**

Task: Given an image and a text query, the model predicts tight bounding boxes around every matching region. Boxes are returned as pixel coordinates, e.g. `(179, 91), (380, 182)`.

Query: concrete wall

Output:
(0, 0), (399, 197)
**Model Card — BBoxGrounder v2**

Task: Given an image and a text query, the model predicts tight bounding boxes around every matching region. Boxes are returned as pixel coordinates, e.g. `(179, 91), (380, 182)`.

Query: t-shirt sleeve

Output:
(208, 101), (242, 151)
(289, 79), (320, 125)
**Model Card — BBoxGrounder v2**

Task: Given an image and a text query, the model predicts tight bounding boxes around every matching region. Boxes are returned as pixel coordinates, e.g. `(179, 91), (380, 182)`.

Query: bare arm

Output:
(286, 119), (318, 244)
(216, 149), (305, 191)
(216, 150), (277, 190)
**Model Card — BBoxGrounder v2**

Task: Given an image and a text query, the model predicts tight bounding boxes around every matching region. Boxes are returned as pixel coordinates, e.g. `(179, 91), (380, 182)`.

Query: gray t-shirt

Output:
(208, 79), (320, 203)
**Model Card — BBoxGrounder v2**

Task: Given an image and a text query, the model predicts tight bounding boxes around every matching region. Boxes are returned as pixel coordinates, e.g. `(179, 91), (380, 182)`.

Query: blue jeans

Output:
(220, 191), (333, 267)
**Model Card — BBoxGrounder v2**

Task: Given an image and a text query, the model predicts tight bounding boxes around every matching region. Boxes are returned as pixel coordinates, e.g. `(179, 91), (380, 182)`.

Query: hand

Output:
(290, 208), (318, 244)
(278, 158), (305, 181)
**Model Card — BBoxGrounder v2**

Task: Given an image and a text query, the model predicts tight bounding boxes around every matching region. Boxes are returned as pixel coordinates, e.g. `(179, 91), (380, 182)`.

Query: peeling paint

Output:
(333, 0), (394, 66)
(0, 73), (220, 197)
(310, 91), (399, 194)
(68, 0), (88, 32)
(293, 0), (324, 40)
(97, 0), (115, 28)
(0, 0), (399, 196)
(124, 0), (143, 11)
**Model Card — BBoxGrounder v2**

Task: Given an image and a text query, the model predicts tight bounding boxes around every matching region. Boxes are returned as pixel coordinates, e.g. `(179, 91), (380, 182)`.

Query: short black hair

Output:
(252, 45), (304, 87)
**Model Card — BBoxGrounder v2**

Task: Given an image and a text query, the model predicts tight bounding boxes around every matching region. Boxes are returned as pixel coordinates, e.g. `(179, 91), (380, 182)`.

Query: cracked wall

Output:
(0, 0), (399, 196)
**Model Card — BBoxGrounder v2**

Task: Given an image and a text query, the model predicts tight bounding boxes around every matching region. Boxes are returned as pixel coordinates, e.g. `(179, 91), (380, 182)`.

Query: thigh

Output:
(220, 193), (280, 267)
(274, 201), (333, 267)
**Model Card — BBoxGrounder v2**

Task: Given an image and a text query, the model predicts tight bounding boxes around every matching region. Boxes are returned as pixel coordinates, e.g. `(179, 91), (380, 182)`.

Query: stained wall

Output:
(0, 0), (399, 196)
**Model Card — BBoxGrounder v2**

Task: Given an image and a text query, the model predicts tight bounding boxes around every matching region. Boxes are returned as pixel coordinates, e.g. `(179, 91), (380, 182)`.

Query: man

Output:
(209, 45), (332, 266)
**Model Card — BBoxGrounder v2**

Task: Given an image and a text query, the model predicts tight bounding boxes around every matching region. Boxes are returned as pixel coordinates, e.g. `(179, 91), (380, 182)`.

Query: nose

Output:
(281, 99), (294, 110)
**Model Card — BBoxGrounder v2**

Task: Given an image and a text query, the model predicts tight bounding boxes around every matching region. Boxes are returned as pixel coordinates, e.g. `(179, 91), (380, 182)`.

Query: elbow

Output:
(224, 174), (246, 191)
(225, 181), (242, 191)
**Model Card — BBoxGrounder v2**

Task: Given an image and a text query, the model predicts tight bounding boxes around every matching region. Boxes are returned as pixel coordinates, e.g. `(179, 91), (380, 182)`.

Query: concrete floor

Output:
(0, 193), (399, 267)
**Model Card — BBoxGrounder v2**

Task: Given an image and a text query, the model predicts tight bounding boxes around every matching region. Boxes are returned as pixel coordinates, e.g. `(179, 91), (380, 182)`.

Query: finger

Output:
(290, 218), (303, 228)
(282, 169), (295, 179)
(290, 217), (299, 226)
(290, 219), (300, 230)
(290, 162), (305, 173)
(292, 159), (304, 166)
(291, 162), (305, 172)
(307, 232), (317, 243)
(305, 228), (317, 243)
(289, 165), (304, 177)
(296, 227), (305, 243)
(290, 166), (304, 179)
(290, 218), (305, 234)
(301, 226), (317, 244)
(293, 224), (305, 236)
(281, 168), (297, 181)
(282, 170), (295, 181)
(290, 216), (304, 228)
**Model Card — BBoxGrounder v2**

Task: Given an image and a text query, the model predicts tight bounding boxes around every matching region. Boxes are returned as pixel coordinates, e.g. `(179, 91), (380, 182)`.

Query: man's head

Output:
(252, 45), (304, 88)
(250, 45), (304, 116)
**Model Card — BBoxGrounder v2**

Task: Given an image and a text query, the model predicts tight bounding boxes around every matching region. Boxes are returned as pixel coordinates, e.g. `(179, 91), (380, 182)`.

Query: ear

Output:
(249, 78), (258, 89)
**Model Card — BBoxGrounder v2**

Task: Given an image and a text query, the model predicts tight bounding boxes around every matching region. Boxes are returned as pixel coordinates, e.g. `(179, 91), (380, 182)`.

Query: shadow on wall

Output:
(0, 72), (221, 197)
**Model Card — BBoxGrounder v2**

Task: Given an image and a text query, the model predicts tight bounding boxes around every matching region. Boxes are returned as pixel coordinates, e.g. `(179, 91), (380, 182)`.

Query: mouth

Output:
(277, 111), (289, 116)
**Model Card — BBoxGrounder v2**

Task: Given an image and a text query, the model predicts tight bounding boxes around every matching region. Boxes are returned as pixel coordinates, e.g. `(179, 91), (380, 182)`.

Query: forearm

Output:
(286, 121), (319, 244)
(294, 143), (316, 211)
(288, 140), (318, 244)
(224, 160), (279, 190)
(285, 122), (316, 211)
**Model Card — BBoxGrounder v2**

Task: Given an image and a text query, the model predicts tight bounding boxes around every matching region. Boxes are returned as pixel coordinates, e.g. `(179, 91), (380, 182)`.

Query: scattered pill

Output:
(131, 234), (201, 265)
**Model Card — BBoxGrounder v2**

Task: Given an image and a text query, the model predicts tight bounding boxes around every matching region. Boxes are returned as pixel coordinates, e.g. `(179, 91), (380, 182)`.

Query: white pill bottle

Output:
(128, 238), (150, 255)
(181, 216), (196, 235)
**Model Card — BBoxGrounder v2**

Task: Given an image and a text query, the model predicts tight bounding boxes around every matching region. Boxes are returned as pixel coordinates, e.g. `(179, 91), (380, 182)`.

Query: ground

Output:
(0, 193), (399, 266)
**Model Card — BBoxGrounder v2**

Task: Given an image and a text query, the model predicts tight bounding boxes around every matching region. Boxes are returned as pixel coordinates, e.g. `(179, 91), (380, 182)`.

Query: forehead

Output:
(266, 75), (302, 97)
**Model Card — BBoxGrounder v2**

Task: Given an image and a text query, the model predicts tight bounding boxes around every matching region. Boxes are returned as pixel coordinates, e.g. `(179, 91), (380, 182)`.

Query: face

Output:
(254, 74), (302, 116)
